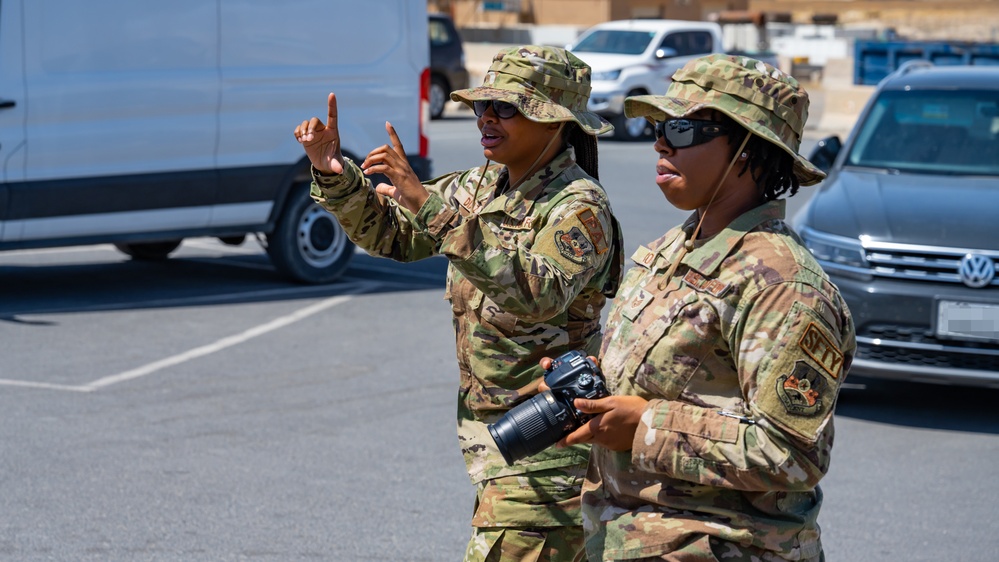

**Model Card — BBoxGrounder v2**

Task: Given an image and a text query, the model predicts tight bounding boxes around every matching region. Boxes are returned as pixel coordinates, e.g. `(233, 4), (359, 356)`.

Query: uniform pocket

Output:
(630, 291), (705, 400)
(480, 295), (518, 332)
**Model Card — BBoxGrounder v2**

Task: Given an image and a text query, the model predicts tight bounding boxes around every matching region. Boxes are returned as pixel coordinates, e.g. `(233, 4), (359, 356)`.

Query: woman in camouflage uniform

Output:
(294, 46), (623, 561)
(545, 54), (857, 561)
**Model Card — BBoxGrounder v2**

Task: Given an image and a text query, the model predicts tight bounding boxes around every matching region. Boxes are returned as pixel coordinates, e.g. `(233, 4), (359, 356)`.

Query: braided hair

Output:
(715, 113), (800, 201)
(562, 122), (600, 180)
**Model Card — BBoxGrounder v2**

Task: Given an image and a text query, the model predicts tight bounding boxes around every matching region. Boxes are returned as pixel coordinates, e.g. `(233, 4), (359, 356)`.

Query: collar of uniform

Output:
(478, 148), (576, 220)
(680, 199), (787, 275)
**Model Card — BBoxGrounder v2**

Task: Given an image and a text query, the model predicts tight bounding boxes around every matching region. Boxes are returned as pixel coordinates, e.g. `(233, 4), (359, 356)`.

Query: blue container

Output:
(854, 40), (999, 85)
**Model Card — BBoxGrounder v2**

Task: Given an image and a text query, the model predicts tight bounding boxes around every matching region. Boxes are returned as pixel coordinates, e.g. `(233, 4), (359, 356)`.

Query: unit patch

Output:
(576, 209), (608, 254)
(776, 361), (827, 416)
(798, 322), (844, 378)
(554, 226), (593, 263)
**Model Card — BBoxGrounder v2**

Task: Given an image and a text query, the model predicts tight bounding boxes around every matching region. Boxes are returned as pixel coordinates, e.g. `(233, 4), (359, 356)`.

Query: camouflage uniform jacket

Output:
(312, 149), (623, 524)
(583, 200), (856, 561)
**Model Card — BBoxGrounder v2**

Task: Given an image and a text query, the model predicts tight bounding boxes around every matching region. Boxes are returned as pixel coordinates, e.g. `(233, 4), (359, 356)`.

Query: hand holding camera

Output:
(488, 350), (609, 465)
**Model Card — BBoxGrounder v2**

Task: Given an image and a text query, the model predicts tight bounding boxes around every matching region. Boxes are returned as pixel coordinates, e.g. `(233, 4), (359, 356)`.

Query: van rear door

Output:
(0, 0), (27, 241)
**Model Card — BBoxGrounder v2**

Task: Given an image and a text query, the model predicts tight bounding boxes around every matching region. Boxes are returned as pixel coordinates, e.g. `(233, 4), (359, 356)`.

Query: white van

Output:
(0, 0), (431, 283)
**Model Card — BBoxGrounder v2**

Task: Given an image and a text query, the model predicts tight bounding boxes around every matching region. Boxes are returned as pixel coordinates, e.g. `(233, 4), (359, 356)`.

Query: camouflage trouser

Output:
(464, 469), (586, 562)
(464, 525), (584, 562)
(623, 534), (825, 562)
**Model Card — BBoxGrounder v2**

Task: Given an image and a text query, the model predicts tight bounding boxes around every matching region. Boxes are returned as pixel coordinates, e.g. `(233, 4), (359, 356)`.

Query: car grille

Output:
(858, 323), (999, 371)
(865, 243), (999, 286)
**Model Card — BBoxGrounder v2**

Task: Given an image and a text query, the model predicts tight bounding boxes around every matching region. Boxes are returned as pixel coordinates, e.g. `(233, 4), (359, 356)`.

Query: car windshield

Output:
(847, 89), (999, 175)
(572, 30), (655, 55)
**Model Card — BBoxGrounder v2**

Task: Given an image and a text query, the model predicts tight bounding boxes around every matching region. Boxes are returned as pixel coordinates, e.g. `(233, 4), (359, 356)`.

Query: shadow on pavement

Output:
(0, 250), (448, 318)
(836, 375), (999, 434)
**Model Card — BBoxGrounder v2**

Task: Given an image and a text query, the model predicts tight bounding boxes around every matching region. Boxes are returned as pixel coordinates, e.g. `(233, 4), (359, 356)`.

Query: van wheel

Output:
(114, 240), (182, 260)
(429, 74), (448, 120)
(267, 183), (354, 284)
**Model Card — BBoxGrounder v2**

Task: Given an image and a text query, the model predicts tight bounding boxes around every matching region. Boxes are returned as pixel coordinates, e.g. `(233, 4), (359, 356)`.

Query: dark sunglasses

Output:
(654, 118), (729, 149)
(472, 100), (519, 119)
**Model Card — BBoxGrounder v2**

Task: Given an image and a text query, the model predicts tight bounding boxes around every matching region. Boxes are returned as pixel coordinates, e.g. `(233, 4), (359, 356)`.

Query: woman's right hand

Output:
(538, 356), (646, 452)
(294, 92), (345, 175)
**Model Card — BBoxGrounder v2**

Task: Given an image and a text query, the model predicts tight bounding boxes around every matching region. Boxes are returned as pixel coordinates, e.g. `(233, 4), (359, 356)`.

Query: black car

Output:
(797, 62), (999, 388)
(428, 13), (469, 120)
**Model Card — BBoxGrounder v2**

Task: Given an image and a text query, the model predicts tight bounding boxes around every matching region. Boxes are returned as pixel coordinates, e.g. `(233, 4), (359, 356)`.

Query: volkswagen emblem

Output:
(958, 254), (995, 288)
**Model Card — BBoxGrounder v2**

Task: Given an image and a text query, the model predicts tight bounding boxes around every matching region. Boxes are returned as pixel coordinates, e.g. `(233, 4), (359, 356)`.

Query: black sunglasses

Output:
(472, 100), (519, 119)
(654, 118), (729, 149)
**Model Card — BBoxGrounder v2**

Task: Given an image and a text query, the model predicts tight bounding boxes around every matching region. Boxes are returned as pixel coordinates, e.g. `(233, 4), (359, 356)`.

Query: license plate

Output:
(936, 300), (999, 343)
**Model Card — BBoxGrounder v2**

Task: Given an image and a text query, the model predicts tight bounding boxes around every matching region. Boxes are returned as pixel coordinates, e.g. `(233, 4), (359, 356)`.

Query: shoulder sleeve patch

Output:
(554, 226), (594, 263)
(752, 299), (846, 445)
(576, 208), (608, 254)
(798, 322), (844, 379)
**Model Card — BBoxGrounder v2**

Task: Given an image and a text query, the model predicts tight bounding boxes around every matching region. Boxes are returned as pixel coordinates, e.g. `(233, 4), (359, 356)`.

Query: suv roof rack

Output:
(894, 59), (934, 76)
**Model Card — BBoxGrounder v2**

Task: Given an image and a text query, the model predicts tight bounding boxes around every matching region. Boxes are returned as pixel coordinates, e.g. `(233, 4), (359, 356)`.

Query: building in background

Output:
(428, 0), (999, 43)
(428, 0), (748, 28)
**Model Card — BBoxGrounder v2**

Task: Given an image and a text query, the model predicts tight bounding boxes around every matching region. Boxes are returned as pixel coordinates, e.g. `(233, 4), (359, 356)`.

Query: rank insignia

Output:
(554, 226), (593, 264)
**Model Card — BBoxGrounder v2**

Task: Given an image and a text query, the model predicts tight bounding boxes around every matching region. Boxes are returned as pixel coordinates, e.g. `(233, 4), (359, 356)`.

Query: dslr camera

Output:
(488, 350), (608, 465)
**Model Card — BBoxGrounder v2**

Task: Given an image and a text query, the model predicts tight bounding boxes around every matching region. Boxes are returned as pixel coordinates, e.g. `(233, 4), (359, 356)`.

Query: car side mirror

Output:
(808, 135), (842, 173)
(655, 47), (678, 60)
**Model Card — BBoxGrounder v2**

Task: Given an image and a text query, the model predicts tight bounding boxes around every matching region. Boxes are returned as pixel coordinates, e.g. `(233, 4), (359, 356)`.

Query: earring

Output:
(740, 152), (748, 159)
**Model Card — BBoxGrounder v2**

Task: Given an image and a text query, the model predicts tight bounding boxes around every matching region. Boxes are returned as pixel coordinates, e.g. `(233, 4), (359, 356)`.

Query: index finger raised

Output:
(326, 92), (339, 130)
(385, 121), (406, 157)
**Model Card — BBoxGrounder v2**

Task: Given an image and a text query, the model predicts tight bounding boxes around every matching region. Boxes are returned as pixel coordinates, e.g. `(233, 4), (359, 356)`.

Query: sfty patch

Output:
(776, 361), (827, 416)
(798, 322), (844, 379)
(554, 226), (593, 264)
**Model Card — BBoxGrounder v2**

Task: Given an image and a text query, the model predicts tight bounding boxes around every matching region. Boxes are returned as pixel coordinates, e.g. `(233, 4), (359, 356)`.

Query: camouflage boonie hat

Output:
(451, 45), (613, 136)
(625, 53), (825, 186)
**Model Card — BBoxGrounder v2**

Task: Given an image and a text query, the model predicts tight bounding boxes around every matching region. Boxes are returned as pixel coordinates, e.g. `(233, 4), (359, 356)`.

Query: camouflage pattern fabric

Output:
(582, 201), (856, 561)
(451, 45), (613, 136)
(465, 469), (587, 562)
(311, 149), (623, 537)
(624, 54), (826, 186)
(465, 524), (585, 562)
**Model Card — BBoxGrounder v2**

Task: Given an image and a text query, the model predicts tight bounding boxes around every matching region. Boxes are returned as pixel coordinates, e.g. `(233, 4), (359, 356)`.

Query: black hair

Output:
(562, 122), (599, 180)
(714, 112), (800, 201)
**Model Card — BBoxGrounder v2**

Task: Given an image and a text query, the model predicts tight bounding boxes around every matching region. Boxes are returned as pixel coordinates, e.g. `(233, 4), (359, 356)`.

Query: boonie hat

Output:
(625, 54), (825, 186)
(451, 45), (613, 136)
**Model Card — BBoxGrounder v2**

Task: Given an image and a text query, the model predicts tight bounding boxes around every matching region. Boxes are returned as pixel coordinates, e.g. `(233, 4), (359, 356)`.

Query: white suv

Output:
(569, 20), (723, 141)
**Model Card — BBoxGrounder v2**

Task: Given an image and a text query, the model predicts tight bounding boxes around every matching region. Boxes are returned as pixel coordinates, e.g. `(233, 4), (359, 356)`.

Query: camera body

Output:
(488, 350), (608, 465)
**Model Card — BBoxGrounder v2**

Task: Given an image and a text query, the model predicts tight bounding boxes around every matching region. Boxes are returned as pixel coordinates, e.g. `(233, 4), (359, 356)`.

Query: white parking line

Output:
(0, 288), (369, 393)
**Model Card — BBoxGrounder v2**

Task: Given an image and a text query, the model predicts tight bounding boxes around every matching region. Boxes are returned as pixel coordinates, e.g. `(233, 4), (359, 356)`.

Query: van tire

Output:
(114, 240), (182, 260)
(266, 183), (354, 284)
(430, 74), (449, 120)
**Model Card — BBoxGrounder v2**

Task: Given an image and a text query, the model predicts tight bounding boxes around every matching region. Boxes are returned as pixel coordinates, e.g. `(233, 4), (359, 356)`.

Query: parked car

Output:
(796, 62), (999, 388)
(568, 19), (723, 140)
(428, 13), (469, 120)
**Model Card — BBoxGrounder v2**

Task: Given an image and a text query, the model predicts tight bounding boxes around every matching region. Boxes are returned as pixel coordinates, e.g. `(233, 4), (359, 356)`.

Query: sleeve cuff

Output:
(311, 159), (362, 202)
(415, 191), (461, 239)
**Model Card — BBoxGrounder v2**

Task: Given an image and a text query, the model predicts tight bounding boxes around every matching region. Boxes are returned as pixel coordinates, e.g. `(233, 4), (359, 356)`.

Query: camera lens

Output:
(488, 391), (568, 465)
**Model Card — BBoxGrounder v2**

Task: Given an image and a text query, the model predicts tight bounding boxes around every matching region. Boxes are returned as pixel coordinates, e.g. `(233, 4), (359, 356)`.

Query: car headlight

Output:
(591, 69), (621, 81)
(801, 228), (869, 271)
